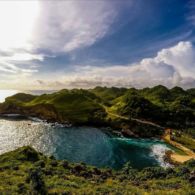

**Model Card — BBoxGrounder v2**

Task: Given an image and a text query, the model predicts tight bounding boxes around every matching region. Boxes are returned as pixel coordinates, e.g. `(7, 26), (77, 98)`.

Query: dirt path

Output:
(104, 106), (164, 129)
(130, 118), (163, 129)
(106, 110), (129, 120)
(104, 105), (195, 163)
(105, 105), (195, 163)
(163, 129), (195, 163)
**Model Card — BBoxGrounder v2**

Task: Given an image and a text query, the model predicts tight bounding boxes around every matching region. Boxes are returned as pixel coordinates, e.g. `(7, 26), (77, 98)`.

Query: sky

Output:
(0, 0), (195, 90)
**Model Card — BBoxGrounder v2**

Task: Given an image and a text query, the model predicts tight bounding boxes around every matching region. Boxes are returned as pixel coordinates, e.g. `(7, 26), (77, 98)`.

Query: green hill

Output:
(0, 147), (195, 195)
(0, 146), (194, 194)
(90, 86), (127, 105)
(5, 93), (37, 104)
(0, 89), (107, 125)
(0, 87), (195, 193)
(140, 85), (171, 106)
(0, 85), (195, 138)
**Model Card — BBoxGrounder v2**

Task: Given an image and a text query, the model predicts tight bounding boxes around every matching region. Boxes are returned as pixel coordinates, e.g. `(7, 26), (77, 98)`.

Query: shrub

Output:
(17, 183), (26, 194)
(185, 159), (195, 168)
(139, 167), (167, 180)
(50, 160), (58, 167)
(60, 160), (69, 169)
(28, 168), (47, 194)
(17, 147), (39, 162)
(35, 160), (45, 168)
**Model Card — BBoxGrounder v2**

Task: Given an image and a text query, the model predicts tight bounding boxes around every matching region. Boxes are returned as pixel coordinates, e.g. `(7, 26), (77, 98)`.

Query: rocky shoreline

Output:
(0, 112), (194, 169)
(0, 100), (165, 138)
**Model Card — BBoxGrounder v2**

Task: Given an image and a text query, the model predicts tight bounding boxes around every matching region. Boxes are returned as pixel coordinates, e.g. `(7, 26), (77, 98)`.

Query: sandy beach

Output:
(163, 129), (195, 163)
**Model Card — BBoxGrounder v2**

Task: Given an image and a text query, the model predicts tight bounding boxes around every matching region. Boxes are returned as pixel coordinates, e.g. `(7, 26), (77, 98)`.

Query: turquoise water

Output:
(0, 118), (172, 169)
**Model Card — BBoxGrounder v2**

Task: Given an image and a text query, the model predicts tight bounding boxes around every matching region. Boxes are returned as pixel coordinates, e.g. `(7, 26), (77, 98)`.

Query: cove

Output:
(0, 117), (172, 169)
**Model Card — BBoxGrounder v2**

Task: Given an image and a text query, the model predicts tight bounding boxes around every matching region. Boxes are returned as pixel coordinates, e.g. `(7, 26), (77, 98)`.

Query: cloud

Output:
(33, 1), (128, 53)
(0, 0), (131, 90)
(0, 1), (40, 52)
(156, 41), (195, 78)
(0, 1), (131, 54)
(187, 0), (195, 26)
(4, 53), (44, 62)
(0, 1), (43, 81)
(0, 1), (194, 90)
(35, 41), (195, 89)
(0, 51), (41, 76)
(0, 0), (131, 85)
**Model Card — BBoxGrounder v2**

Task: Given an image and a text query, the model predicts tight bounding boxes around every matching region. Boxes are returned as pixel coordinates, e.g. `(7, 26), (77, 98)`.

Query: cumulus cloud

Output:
(156, 42), (195, 78)
(82, 41), (195, 88)
(35, 41), (195, 89)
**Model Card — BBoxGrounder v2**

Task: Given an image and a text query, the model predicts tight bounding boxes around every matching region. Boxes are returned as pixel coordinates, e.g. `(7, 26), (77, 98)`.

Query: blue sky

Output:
(0, 0), (195, 89)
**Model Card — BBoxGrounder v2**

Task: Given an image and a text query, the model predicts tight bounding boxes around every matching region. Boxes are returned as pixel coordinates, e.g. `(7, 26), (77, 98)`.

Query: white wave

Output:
(2, 114), (22, 117)
(150, 144), (173, 168)
(28, 117), (72, 128)
(28, 117), (44, 123)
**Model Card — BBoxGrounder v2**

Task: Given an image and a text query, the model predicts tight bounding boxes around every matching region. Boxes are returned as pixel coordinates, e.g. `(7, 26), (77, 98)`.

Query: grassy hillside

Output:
(107, 85), (195, 128)
(90, 86), (127, 105)
(5, 93), (37, 105)
(0, 89), (107, 125)
(25, 89), (106, 124)
(0, 146), (194, 194)
(0, 85), (195, 138)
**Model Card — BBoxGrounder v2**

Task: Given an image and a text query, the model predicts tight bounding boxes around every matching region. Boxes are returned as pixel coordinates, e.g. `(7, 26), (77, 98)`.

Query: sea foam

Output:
(150, 144), (172, 168)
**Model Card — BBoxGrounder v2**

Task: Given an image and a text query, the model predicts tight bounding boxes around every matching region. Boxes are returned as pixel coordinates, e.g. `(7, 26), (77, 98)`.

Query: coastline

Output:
(163, 129), (195, 164)
(1, 112), (195, 166)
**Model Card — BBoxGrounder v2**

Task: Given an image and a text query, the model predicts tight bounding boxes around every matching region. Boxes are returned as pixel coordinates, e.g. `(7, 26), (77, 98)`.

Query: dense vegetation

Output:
(0, 146), (194, 194)
(0, 87), (195, 193)
(100, 86), (195, 128)
(0, 85), (195, 138)
(92, 86), (195, 135)
(171, 130), (195, 152)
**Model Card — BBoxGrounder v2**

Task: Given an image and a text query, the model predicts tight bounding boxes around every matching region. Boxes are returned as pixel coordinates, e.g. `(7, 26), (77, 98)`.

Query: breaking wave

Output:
(150, 144), (172, 168)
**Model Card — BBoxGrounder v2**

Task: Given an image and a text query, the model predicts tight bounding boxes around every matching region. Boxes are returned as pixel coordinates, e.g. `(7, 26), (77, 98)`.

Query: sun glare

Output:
(0, 90), (19, 103)
(0, 0), (40, 51)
